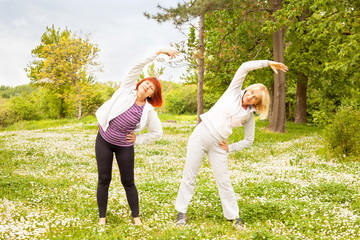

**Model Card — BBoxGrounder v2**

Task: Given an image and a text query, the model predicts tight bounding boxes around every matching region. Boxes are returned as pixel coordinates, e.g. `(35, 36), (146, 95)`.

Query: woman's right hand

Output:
(219, 140), (229, 152)
(268, 61), (289, 74)
(156, 49), (179, 58)
(126, 131), (136, 143)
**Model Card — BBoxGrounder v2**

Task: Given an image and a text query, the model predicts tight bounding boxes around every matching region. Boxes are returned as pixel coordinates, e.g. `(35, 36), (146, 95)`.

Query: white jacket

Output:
(95, 51), (162, 145)
(200, 60), (269, 152)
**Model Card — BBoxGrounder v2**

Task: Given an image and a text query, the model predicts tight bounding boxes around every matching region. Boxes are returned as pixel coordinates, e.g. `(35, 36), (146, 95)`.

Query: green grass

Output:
(1, 115), (360, 239)
(0, 115), (97, 132)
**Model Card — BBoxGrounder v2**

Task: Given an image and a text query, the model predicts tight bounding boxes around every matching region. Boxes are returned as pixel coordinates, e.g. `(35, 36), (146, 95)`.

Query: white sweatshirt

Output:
(95, 51), (162, 145)
(200, 60), (269, 152)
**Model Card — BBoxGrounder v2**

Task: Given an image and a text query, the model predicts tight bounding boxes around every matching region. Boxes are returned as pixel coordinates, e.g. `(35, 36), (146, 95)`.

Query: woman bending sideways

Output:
(95, 48), (179, 225)
(175, 59), (288, 228)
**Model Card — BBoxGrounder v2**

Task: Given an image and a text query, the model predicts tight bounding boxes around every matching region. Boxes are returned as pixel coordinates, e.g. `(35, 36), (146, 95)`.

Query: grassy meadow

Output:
(1, 115), (359, 239)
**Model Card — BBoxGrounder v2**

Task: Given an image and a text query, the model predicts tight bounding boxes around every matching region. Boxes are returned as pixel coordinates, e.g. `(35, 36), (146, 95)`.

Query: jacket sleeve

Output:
(120, 51), (158, 90)
(134, 110), (163, 145)
(227, 60), (269, 92)
(228, 113), (255, 152)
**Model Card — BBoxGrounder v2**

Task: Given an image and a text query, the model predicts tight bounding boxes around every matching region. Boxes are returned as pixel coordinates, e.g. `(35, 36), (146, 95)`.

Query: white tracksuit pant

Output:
(175, 122), (239, 220)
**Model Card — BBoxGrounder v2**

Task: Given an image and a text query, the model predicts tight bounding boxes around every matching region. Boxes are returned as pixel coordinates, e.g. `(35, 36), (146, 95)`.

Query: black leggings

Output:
(95, 132), (139, 218)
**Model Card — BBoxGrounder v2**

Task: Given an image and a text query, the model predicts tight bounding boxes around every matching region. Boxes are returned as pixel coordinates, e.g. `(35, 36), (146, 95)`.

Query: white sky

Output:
(0, 0), (190, 87)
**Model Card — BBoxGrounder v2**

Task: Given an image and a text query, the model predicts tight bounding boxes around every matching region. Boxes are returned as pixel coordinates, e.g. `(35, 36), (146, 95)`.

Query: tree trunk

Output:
(197, 14), (205, 124)
(294, 73), (308, 123)
(267, 0), (286, 133)
(267, 27), (286, 132)
(76, 84), (82, 120)
(268, 82), (274, 121)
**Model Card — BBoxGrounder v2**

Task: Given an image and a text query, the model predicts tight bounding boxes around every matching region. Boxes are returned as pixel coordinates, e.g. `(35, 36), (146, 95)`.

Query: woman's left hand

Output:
(126, 131), (136, 143)
(156, 49), (179, 58)
(219, 140), (229, 152)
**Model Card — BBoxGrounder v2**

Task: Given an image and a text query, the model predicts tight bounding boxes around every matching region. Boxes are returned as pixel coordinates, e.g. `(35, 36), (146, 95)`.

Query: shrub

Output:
(324, 107), (360, 159)
(9, 93), (42, 121)
(164, 84), (197, 114)
(0, 98), (18, 128)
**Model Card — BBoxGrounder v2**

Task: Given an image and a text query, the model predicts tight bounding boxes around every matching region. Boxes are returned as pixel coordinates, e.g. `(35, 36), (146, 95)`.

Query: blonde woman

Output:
(175, 60), (288, 228)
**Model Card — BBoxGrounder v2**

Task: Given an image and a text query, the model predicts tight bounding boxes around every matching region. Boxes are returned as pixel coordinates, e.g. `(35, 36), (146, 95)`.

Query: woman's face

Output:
(243, 89), (262, 106)
(138, 80), (156, 98)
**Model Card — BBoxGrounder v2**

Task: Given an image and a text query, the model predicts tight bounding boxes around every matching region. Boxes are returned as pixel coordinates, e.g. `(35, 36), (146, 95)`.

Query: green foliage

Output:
(165, 0), (360, 125)
(9, 92), (43, 121)
(0, 85), (33, 98)
(0, 98), (18, 128)
(138, 62), (164, 80)
(0, 81), (112, 126)
(203, 9), (272, 92)
(324, 107), (360, 159)
(176, 7), (274, 104)
(271, 0), (360, 124)
(38, 88), (67, 119)
(25, 25), (103, 119)
(78, 84), (105, 116)
(164, 84), (197, 114)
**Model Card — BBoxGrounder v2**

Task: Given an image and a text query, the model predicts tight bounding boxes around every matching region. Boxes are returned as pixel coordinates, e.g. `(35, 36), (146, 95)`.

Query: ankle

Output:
(134, 217), (142, 225)
(98, 217), (106, 225)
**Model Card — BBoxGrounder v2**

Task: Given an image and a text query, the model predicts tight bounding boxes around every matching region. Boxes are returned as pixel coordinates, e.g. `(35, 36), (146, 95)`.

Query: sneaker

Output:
(176, 212), (187, 226)
(233, 218), (244, 230)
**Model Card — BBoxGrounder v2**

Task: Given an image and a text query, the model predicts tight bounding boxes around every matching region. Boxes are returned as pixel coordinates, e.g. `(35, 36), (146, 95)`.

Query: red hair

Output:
(136, 77), (163, 107)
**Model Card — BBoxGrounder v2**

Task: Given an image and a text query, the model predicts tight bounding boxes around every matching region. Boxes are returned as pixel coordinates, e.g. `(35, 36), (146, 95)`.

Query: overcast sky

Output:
(0, 0), (190, 87)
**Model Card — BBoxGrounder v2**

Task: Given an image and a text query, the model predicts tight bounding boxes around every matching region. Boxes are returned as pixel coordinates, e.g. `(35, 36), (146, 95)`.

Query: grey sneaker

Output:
(233, 218), (244, 230)
(176, 212), (187, 225)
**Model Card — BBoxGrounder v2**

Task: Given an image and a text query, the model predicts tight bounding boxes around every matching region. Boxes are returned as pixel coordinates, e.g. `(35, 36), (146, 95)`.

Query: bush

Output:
(0, 98), (18, 128)
(164, 84), (197, 114)
(9, 93), (43, 121)
(0, 85), (33, 98)
(324, 107), (360, 159)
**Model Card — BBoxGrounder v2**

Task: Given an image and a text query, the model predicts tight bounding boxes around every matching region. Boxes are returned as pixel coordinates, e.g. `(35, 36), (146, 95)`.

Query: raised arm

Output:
(121, 49), (179, 89)
(227, 60), (269, 92)
(227, 60), (288, 92)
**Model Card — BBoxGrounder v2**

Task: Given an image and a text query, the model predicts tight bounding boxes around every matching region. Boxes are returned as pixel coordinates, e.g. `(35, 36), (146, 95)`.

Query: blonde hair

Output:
(245, 83), (270, 120)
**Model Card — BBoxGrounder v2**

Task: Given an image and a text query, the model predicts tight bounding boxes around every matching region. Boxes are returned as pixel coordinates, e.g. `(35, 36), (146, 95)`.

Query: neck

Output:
(135, 98), (146, 106)
(136, 91), (147, 102)
(241, 95), (247, 109)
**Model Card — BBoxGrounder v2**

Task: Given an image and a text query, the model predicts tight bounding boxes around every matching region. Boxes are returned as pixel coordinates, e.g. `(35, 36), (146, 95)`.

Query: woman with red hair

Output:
(95, 49), (179, 226)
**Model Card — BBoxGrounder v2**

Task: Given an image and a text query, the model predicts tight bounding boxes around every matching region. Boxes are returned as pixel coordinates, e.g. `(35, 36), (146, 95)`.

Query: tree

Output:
(146, 0), (241, 123)
(26, 25), (102, 119)
(273, 0), (360, 123)
(197, 5), (272, 99)
(148, 1), (291, 132)
(264, 0), (287, 132)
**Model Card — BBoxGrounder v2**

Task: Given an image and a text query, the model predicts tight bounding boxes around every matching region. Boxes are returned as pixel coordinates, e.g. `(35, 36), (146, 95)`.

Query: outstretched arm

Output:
(121, 49), (179, 89)
(227, 60), (289, 92)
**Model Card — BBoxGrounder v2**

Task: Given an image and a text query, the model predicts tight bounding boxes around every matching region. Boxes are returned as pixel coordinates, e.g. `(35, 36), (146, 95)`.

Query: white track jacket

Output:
(200, 60), (269, 153)
(96, 52), (162, 145)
